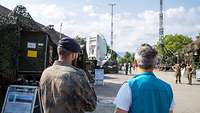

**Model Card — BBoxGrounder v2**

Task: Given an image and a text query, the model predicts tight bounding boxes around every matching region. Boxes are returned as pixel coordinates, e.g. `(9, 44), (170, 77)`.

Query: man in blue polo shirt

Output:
(114, 43), (175, 113)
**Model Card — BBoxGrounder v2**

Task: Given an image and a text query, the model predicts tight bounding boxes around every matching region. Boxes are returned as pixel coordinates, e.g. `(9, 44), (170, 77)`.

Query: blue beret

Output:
(58, 37), (81, 52)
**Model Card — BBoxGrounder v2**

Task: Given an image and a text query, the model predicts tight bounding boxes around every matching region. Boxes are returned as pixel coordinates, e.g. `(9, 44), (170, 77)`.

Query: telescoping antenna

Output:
(159, 0), (164, 41)
(109, 3), (116, 51)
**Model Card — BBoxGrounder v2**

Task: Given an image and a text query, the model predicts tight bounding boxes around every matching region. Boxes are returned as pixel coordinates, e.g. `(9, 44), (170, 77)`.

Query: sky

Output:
(0, 0), (200, 53)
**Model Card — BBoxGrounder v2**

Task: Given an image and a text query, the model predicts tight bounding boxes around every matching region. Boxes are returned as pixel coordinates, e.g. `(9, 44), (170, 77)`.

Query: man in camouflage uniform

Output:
(40, 37), (97, 113)
(185, 63), (193, 85)
(125, 63), (129, 75)
(172, 63), (181, 84)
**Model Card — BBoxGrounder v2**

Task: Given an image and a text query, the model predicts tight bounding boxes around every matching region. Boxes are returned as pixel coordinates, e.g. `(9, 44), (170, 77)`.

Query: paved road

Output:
(92, 71), (200, 113)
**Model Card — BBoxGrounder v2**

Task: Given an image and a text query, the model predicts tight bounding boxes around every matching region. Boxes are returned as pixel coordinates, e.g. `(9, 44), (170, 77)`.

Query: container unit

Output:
(18, 31), (58, 80)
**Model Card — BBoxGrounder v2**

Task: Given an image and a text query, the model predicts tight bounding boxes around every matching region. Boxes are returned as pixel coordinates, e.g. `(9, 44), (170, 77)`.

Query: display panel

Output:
(1, 85), (37, 113)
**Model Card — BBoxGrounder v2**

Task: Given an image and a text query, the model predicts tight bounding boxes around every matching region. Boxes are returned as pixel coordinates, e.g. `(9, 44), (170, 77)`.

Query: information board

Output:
(1, 85), (37, 113)
(27, 42), (36, 49)
(95, 69), (104, 85)
(95, 69), (104, 80)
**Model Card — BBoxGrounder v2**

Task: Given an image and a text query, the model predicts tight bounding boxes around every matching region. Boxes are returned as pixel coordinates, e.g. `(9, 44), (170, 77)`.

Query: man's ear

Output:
(71, 53), (76, 60)
(72, 53), (78, 60)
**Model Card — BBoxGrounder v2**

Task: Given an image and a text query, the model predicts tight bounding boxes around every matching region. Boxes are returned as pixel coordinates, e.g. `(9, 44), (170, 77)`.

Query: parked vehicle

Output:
(86, 33), (108, 67)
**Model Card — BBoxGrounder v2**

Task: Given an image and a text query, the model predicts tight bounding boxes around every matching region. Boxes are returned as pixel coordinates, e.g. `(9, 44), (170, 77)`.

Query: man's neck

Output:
(136, 67), (153, 73)
(58, 58), (72, 65)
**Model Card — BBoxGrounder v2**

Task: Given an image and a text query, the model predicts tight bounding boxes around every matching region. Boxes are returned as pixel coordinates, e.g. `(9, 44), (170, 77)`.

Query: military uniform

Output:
(125, 63), (129, 75)
(172, 64), (181, 84)
(40, 60), (97, 113)
(185, 65), (192, 85)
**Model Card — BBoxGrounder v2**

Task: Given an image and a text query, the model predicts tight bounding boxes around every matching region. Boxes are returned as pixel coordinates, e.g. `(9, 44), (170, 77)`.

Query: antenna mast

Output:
(159, 0), (164, 40)
(109, 3), (116, 51)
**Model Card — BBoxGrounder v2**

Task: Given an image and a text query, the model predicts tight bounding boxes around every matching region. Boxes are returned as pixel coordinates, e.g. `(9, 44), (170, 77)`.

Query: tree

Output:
(155, 34), (193, 57)
(124, 52), (132, 63)
(118, 52), (134, 64)
(155, 34), (193, 66)
(118, 57), (125, 64)
(106, 45), (118, 61)
(75, 35), (86, 46)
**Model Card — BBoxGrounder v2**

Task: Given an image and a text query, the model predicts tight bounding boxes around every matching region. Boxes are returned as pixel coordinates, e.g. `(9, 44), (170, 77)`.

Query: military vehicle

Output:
(86, 33), (109, 67)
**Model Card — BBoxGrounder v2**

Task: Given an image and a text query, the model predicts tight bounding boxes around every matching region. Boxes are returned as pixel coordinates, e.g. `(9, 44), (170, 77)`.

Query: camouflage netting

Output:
(0, 5), (64, 110)
(0, 5), (40, 85)
(0, 5), (42, 109)
(0, 24), (19, 110)
(0, 25), (19, 85)
(0, 5), (63, 85)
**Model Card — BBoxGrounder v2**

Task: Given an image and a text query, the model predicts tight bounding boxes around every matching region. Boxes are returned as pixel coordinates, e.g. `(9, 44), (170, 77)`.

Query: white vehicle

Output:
(86, 33), (108, 66)
(196, 69), (200, 81)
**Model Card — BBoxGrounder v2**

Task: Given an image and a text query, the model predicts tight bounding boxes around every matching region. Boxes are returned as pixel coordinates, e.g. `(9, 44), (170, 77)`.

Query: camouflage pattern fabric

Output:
(172, 64), (181, 83)
(185, 65), (193, 85)
(40, 60), (97, 113)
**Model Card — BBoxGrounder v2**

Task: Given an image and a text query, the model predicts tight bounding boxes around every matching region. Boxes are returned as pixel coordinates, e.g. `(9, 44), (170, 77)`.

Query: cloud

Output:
(1, 1), (200, 53)
(27, 4), (66, 21)
(165, 6), (200, 36)
(112, 10), (159, 52)
(0, 0), (32, 9)
(83, 5), (94, 13)
(113, 6), (200, 52)
(38, 5), (200, 53)
(0, 1), (70, 31)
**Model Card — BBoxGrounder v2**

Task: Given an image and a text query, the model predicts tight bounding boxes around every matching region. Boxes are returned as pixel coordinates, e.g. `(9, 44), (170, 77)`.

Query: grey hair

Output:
(135, 43), (157, 69)
(57, 45), (70, 55)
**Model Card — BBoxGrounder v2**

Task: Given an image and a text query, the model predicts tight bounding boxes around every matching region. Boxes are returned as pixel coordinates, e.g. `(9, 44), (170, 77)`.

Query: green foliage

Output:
(106, 45), (118, 61)
(124, 52), (132, 62)
(75, 35), (86, 46)
(110, 50), (118, 61)
(155, 34), (193, 57)
(118, 52), (134, 64)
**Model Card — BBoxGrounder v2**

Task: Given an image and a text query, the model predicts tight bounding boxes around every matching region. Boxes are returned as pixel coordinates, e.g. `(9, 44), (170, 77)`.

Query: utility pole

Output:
(159, 0), (164, 41)
(59, 22), (63, 39)
(109, 3), (116, 52)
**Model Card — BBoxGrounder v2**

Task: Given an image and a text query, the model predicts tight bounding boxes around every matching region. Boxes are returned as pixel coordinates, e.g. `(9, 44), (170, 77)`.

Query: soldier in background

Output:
(129, 63), (132, 74)
(185, 63), (193, 85)
(125, 63), (129, 75)
(172, 63), (181, 84)
(40, 37), (97, 113)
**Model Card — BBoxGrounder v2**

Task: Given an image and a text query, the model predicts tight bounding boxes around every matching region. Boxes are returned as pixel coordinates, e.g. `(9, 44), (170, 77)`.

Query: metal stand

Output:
(33, 88), (43, 113)
(1, 85), (43, 113)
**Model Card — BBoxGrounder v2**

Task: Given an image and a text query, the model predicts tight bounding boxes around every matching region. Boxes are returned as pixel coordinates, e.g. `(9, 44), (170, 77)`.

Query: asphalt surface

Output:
(91, 71), (200, 113)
